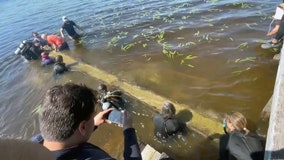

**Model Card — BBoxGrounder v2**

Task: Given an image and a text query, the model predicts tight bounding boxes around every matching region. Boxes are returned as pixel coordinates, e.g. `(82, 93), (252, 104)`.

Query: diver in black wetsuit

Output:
(219, 112), (265, 160)
(53, 55), (68, 75)
(153, 102), (187, 140)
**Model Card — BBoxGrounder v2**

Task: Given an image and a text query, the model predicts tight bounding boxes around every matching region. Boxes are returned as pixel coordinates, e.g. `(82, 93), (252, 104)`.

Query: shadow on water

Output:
(176, 109), (193, 123)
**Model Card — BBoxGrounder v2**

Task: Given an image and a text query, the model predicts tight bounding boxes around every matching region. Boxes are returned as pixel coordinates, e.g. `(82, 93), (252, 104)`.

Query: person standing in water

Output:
(41, 34), (69, 52)
(60, 16), (83, 41)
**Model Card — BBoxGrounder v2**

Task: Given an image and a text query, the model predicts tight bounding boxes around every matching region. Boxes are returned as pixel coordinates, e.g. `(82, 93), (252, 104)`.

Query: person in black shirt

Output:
(31, 83), (142, 160)
(53, 55), (68, 75)
(219, 112), (265, 160)
(60, 16), (82, 41)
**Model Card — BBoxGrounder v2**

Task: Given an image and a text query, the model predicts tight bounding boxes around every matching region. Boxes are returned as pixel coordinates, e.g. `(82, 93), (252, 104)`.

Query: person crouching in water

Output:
(153, 102), (187, 140)
(41, 52), (54, 67)
(41, 34), (69, 52)
(53, 55), (68, 75)
(219, 112), (265, 160)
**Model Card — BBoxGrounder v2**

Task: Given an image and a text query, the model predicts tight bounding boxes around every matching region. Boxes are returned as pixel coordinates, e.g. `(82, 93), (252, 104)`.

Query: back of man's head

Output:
(40, 83), (97, 141)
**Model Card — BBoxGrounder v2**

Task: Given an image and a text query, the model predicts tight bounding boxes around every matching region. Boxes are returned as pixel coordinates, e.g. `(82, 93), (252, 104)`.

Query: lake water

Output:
(0, 0), (280, 159)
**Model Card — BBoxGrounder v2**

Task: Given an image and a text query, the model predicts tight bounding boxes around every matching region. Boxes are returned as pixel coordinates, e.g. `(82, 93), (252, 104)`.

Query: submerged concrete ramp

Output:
(50, 52), (223, 136)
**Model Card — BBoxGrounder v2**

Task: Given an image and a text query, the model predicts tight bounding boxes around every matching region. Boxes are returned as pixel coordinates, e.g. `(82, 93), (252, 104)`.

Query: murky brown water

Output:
(0, 0), (280, 159)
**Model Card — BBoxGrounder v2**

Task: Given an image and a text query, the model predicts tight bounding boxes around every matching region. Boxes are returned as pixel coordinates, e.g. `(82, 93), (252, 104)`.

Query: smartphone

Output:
(107, 109), (123, 125)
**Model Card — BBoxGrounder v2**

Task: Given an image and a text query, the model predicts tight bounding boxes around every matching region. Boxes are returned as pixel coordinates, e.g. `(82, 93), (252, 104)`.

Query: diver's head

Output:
(98, 84), (107, 93)
(161, 102), (176, 120)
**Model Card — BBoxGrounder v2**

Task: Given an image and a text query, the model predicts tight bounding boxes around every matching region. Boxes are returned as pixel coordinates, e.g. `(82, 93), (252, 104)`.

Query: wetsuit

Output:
(153, 114), (185, 139)
(62, 20), (80, 40)
(21, 41), (42, 60)
(31, 128), (142, 160)
(53, 62), (68, 75)
(219, 130), (264, 160)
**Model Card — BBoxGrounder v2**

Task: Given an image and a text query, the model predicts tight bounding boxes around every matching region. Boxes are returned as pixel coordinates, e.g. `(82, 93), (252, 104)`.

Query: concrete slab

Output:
(50, 52), (224, 136)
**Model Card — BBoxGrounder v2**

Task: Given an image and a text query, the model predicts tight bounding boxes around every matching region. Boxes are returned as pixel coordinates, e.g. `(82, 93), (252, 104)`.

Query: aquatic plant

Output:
(203, 34), (212, 41)
(237, 42), (248, 49)
(156, 30), (165, 44)
(194, 31), (200, 36)
(133, 34), (139, 39)
(245, 23), (257, 29)
(32, 104), (41, 114)
(233, 2), (251, 9)
(121, 42), (137, 51)
(232, 67), (251, 75)
(205, 0), (219, 3)
(143, 54), (151, 61)
(185, 42), (196, 46)
(179, 26), (184, 30)
(181, 55), (198, 68)
(234, 57), (256, 63)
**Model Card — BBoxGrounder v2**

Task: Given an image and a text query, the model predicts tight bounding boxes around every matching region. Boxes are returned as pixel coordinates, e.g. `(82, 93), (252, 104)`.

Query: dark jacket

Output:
(53, 62), (68, 75)
(219, 130), (265, 160)
(153, 113), (186, 139)
(31, 128), (142, 160)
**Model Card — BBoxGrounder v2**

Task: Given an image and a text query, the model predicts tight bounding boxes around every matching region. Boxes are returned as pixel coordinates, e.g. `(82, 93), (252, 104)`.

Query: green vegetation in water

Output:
(234, 57), (256, 63)
(205, 0), (219, 3)
(88, 0), (260, 71)
(143, 54), (152, 62)
(233, 2), (252, 9)
(181, 55), (198, 68)
(32, 104), (41, 114)
(238, 42), (248, 49)
(232, 67), (251, 75)
(121, 42), (136, 51)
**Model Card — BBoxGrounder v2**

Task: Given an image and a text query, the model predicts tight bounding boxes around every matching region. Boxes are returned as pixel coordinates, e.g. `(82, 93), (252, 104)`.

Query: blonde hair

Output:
(225, 111), (249, 135)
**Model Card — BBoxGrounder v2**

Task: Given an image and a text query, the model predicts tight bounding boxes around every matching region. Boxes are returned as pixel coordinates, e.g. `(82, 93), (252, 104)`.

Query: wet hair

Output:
(98, 84), (107, 92)
(40, 83), (98, 141)
(55, 55), (63, 63)
(225, 111), (249, 135)
(161, 102), (176, 120)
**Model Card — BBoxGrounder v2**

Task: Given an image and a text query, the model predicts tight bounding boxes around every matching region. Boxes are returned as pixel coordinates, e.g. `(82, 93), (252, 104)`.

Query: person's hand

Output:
(94, 108), (113, 126)
(122, 110), (133, 130)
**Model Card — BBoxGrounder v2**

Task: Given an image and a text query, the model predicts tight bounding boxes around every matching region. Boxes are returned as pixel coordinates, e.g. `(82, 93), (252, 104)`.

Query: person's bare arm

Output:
(267, 25), (280, 36)
(60, 28), (65, 38)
